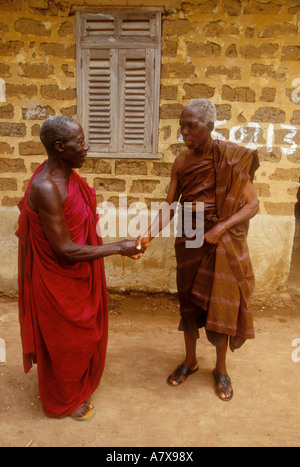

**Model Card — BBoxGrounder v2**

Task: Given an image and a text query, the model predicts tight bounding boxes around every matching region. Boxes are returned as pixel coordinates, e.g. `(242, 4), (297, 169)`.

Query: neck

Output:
(46, 154), (72, 179)
(193, 136), (213, 157)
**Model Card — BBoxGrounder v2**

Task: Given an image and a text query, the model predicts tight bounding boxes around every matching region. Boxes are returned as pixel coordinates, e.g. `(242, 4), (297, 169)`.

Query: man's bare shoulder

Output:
(31, 172), (60, 197)
(29, 172), (64, 211)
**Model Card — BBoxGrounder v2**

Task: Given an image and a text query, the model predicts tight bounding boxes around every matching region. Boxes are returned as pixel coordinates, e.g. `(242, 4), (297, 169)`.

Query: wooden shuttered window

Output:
(76, 9), (161, 159)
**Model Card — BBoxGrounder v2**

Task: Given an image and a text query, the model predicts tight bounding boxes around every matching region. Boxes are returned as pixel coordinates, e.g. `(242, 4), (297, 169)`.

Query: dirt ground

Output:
(0, 282), (299, 448)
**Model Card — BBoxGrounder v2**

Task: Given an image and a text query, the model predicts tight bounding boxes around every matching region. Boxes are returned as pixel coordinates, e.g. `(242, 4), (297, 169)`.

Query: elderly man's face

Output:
(179, 107), (213, 151)
(61, 123), (89, 168)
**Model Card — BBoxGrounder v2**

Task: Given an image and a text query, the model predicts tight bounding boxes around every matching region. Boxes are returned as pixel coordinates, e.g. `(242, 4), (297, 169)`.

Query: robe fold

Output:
(175, 139), (259, 347)
(16, 162), (108, 418)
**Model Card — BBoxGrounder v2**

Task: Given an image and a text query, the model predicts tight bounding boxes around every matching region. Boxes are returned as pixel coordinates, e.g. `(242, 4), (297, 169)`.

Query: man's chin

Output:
(76, 158), (86, 168)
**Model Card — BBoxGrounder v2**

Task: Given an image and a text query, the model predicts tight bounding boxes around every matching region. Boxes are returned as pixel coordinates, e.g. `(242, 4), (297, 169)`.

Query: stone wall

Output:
(0, 0), (299, 295)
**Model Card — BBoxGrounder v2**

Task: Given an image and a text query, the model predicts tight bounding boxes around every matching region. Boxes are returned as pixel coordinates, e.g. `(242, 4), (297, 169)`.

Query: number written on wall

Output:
(212, 121), (299, 156)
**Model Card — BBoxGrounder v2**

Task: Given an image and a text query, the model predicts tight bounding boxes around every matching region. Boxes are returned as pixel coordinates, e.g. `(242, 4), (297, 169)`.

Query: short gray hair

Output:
(40, 115), (79, 153)
(184, 98), (216, 124)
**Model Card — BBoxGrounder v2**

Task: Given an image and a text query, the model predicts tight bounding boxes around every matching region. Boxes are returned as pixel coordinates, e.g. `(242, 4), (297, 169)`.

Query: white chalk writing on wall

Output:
(212, 121), (299, 155)
(292, 78), (300, 104)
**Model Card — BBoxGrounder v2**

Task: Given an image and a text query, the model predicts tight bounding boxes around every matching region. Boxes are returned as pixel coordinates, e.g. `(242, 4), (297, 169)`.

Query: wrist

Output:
(142, 233), (152, 242)
(116, 242), (123, 255)
(217, 220), (229, 235)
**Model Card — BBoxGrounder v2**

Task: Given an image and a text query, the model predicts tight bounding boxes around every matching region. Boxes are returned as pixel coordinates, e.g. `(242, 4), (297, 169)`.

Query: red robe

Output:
(16, 163), (108, 418)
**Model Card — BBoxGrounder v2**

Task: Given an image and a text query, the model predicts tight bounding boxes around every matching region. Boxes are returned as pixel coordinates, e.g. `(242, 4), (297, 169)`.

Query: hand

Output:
(204, 222), (226, 244)
(118, 239), (144, 259)
(137, 235), (151, 251)
(132, 235), (151, 258)
(121, 235), (151, 260)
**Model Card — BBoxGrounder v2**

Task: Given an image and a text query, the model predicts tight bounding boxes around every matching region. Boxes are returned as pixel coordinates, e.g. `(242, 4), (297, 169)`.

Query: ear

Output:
(206, 121), (214, 133)
(54, 141), (65, 153)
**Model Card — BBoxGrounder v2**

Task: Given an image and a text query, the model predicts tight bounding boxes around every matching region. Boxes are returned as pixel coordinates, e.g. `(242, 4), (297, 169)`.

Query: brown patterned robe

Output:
(175, 139), (259, 350)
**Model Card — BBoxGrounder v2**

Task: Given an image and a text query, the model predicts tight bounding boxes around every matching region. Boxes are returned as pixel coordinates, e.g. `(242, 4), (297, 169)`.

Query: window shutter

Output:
(119, 48), (154, 154)
(76, 8), (161, 158)
(84, 48), (112, 153)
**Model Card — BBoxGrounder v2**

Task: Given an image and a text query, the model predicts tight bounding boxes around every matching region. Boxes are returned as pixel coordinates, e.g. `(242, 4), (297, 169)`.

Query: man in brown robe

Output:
(138, 99), (259, 401)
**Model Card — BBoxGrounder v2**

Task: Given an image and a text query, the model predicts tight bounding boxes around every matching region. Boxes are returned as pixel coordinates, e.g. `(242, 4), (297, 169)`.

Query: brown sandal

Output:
(69, 403), (95, 421)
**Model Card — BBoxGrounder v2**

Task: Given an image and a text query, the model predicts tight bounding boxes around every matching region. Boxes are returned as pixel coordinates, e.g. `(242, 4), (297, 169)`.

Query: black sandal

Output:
(213, 371), (233, 401)
(167, 364), (198, 386)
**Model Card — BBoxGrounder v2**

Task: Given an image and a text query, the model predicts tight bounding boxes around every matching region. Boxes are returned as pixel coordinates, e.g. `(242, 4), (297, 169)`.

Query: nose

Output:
(181, 124), (190, 136)
(84, 141), (89, 151)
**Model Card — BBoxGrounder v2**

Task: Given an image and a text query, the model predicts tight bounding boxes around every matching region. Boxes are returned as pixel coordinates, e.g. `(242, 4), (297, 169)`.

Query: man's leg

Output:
(167, 331), (198, 386)
(215, 335), (228, 374)
(214, 336), (233, 400)
(184, 330), (198, 370)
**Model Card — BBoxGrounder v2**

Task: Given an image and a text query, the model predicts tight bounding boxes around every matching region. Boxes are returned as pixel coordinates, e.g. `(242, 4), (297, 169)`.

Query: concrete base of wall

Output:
(0, 207), (296, 296)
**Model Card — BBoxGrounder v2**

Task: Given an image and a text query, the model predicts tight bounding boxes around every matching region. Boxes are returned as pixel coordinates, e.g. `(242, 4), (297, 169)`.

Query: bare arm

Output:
(30, 180), (142, 263)
(204, 179), (259, 244)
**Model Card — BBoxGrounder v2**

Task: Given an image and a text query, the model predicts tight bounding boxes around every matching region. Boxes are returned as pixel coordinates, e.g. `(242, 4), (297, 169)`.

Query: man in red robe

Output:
(138, 99), (259, 401)
(16, 116), (143, 420)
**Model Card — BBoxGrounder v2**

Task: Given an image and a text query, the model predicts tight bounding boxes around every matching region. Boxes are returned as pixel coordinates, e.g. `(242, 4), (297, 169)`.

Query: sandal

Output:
(167, 363), (198, 386)
(69, 402), (95, 421)
(213, 370), (233, 401)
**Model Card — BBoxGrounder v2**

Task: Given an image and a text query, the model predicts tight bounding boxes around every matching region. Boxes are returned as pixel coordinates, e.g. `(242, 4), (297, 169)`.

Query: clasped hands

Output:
(120, 235), (150, 260)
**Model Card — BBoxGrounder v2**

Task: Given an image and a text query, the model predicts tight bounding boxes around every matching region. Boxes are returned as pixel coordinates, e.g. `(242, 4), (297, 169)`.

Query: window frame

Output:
(75, 7), (162, 159)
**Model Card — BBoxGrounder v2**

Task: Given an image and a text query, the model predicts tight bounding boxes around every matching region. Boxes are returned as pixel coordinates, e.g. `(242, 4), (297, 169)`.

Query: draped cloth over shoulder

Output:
(176, 139), (259, 350)
(206, 139), (259, 349)
(16, 163), (108, 418)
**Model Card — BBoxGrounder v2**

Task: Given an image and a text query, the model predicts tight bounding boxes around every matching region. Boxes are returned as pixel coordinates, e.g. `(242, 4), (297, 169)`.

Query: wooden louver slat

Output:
(85, 17), (115, 36)
(121, 19), (151, 36)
